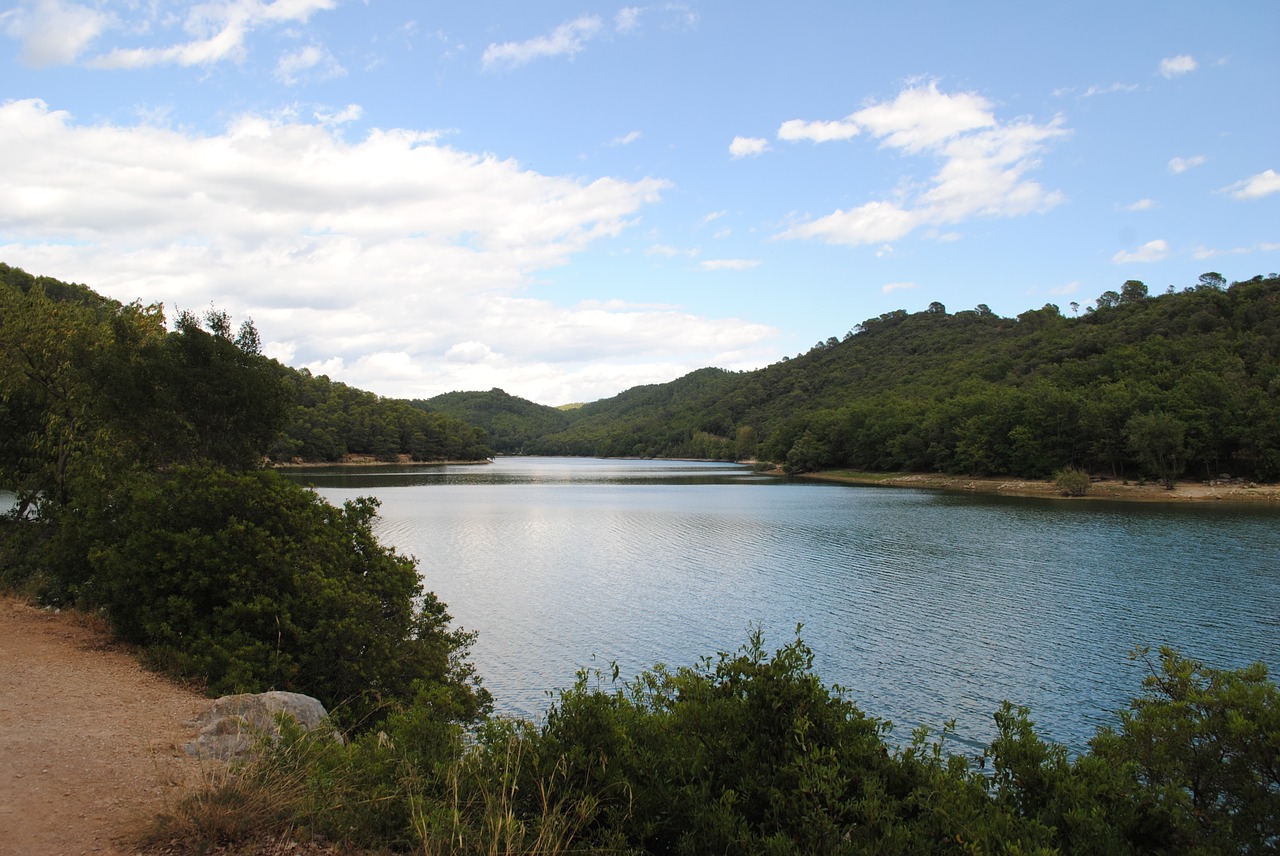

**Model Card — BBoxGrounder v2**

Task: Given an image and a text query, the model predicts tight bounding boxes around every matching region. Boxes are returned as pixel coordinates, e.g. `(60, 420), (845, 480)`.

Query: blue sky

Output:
(2, 1), (1277, 404)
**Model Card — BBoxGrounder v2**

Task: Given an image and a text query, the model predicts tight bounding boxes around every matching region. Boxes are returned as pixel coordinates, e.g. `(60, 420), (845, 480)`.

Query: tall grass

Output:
(151, 716), (609, 856)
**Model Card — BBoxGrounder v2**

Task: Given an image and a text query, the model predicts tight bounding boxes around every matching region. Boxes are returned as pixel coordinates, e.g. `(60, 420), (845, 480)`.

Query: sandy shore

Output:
(796, 470), (1280, 504)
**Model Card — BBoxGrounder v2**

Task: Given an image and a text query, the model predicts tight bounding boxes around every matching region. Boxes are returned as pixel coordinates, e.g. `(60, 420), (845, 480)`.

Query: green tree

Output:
(1090, 647), (1280, 853)
(1126, 411), (1186, 488)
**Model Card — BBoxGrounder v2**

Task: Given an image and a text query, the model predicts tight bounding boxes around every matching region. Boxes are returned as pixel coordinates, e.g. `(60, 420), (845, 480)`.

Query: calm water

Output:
(287, 457), (1280, 754)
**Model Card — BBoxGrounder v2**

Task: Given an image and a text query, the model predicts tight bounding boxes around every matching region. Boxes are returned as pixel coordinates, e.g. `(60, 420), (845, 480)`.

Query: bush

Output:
(1053, 466), (1091, 496)
(82, 465), (489, 728)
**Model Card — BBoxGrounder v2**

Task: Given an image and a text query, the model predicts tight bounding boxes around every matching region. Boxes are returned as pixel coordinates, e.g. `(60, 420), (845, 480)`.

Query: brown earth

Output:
(0, 597), (207, 856)
(800, 470), (1280, 503)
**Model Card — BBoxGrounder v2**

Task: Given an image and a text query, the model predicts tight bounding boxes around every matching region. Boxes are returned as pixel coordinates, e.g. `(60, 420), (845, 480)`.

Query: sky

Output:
(2, 2), (1277, 405)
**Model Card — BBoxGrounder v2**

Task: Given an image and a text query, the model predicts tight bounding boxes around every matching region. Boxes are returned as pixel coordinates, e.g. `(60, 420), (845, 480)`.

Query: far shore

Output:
(794, 469), (1280, 504)
(270, 454), (493, 469)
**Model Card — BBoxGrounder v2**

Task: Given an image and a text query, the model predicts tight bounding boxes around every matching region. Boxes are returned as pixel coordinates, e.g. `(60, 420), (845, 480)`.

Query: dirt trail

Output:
(0, 597), (207, 856)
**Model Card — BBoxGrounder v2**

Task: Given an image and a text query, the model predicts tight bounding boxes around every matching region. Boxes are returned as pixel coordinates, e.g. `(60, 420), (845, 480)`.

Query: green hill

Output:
(428, 274), (1280, 484)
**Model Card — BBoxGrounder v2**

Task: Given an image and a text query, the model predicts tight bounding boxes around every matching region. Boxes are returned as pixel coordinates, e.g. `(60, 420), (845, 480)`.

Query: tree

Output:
(1120, 279), (1149, 304)
(1198, 271), (1227, 290)
(1126, 411), (1186, 488)
(734, 425), (758, 461)
(1090, 648), (1280, 853)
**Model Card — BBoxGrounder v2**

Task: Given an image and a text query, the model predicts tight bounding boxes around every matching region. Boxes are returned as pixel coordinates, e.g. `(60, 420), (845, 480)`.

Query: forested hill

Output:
(0, 263), (492, 468)
(423, 274), (1280, 483)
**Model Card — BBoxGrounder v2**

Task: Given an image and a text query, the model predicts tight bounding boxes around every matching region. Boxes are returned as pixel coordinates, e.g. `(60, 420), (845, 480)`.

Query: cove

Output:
(286, 456), (1280, 755)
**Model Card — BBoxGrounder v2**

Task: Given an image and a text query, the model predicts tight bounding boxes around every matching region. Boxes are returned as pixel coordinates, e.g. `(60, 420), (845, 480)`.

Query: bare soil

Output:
(0, 597), (207, 856)
(800, 470), (1280, 503)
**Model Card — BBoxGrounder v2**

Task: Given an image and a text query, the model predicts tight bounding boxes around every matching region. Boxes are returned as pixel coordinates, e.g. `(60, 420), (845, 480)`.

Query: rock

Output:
(185, 691), (330, 759)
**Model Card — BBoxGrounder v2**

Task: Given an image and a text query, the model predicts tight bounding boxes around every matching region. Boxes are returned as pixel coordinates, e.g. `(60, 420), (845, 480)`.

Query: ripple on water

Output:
(294, 460), (1280, 750)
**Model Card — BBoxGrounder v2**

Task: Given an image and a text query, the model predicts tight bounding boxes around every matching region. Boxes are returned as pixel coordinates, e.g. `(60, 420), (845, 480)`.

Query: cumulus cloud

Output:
(609, 130), (641, 146)
(1125, 198), (1156, 211)
(2, 0), (109, 67)
(87, 0), (336, 69)
(776, 82), (1067, 247)
(1160, 54), (1197, 78)
(1221, 169), (1280, 200)
(1113, 239), (1169, 264)
(482, 16), (602, 69)
(1168, 155), (1207, 174)
(698, 259), (760, 271)
(0, 98), (784, 404)
(729, 136), (769, 158)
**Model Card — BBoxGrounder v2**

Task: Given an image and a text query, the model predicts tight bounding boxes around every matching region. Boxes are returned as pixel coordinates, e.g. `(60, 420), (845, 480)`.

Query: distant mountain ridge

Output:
(419, 274), (1280, 484)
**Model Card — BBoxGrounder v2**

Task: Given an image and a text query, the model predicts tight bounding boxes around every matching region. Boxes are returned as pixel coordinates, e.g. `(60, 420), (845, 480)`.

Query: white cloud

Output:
(88, 0), (336, 69)
(850, 82), (996, 153)
(777, 82), (1066, 247)
(1194, 241), (1280, 260)
(777, 118), (859, 143)
(1221, 169), (1280, 200)
(445, 341), (497, 363)
(0, 98), (784, 404)
(482, 16), (602, 69)
(1125, 198), (1156, 211)
(1160, 54), (1197, 78)
(609, 130), (641, 146)
(697, 210), (726, 227)
(698, 259), (760, 271)
(275, 43), (345, 85)
(1081, 82), (1140, 98)
(615, 7), (641, 33)
(2, 0), (109, 67)
(729, 136), (769, 158)
(881, 281), (916, 294)
(1168, 155), (1207, 174)
(782, 201), (918, 246)
(315, 103), (363, 125)
(1113, 239), (1169, 264)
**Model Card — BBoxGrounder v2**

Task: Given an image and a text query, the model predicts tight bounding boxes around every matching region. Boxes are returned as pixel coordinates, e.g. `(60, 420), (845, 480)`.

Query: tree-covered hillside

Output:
(414, 387), (571, 454)
(435, 274), (1280, 484)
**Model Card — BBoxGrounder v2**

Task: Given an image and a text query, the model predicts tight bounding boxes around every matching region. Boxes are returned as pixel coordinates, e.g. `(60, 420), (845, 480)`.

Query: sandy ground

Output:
(0, 598), (208, 856)
(799, 470), (1280, 503)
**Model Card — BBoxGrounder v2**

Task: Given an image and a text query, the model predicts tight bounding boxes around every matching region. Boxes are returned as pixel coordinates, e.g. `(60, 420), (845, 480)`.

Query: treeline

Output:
(427, 274), (1280, 485)
(272, 368), (490, 463)
(0, 264), (490, 727)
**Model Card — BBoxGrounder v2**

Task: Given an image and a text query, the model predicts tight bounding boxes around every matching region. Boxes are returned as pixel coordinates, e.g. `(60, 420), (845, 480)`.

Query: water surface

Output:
(289, 457), (1280, 754)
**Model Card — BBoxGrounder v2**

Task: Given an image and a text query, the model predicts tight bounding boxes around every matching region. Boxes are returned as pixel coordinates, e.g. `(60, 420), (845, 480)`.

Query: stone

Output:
(185, 691), (330, 759)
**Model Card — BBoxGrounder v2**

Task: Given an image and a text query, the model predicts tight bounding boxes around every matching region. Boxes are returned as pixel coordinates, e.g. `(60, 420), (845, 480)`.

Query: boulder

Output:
(185, 691), (330, 759)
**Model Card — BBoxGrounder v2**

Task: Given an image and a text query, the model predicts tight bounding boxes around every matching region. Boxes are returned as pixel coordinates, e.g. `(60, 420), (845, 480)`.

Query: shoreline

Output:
(795, 469), (1280, 504)
(270, 454), (493, 469)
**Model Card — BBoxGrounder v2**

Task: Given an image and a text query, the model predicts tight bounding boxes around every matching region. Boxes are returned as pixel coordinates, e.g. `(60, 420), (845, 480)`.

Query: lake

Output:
(289, 457), (1279, 754)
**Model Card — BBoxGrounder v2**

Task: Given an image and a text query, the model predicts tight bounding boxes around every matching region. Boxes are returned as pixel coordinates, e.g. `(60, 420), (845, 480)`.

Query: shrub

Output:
(82, 465), (489, 728)
(1053, 466), (1091, 496)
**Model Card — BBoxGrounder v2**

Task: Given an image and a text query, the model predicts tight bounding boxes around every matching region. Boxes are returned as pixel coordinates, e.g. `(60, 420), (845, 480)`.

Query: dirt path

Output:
(0, 597), (208, 856)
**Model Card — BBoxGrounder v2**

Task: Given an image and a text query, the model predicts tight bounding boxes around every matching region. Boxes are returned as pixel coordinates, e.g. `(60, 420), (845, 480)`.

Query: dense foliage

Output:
(435, 274), (1280, 485)
(415, 387), (572, 454)
(0, 264), (489, 727)
(174, 633), (1280, 855)
(272, 368), (491, 463)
